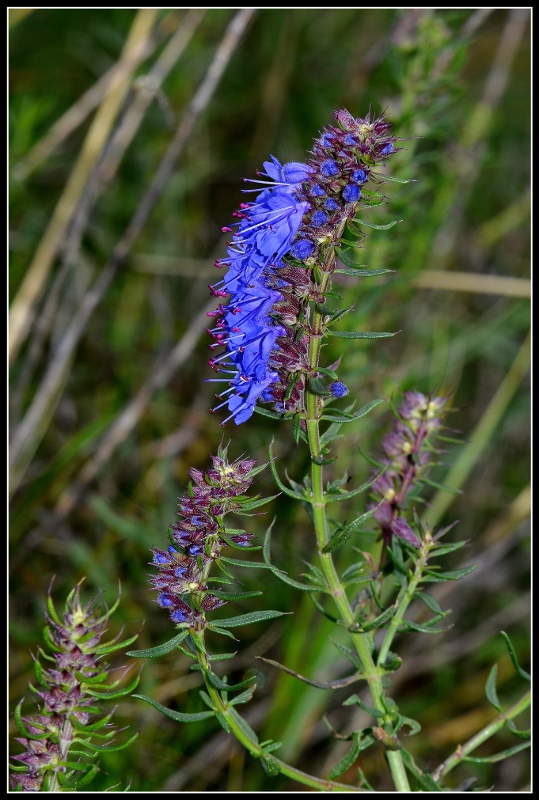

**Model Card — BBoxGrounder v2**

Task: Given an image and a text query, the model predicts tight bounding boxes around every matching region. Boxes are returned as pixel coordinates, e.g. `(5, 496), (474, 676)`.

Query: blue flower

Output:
(207, 158), (311, 424)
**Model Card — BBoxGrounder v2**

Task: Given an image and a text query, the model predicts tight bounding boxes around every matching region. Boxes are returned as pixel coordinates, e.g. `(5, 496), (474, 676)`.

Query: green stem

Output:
(377, 536), (432, 667)
(303, 267), (411, 792)
(191, 631), (360, 792)
(431, 689), (531, 782)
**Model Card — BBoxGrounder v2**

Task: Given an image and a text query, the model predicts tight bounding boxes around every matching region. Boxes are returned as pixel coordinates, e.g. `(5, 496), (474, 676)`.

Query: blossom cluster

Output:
(11, 584), (128, 792)
(150, 445), (259, 630)
(207, 109), (398, 425)
(370, 392), (448, 547)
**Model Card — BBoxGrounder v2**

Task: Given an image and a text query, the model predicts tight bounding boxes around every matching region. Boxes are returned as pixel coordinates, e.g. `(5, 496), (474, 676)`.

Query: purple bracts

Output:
(150, 447), (258, 629)
(370, 392), (448, 548)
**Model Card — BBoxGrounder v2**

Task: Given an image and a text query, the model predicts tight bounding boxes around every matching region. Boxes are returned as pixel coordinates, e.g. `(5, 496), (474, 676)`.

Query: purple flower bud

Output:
(325, 198), (340, 211)
(158, 593), (175, 608)
(351, 168), (367, 183)
(343, 184), (360, 203)
(391, 517), (421, 548)
(311, 210), (329, 227)
(381, 142), (394, 155)
(290, 239), (315, 260)
(329, 381), (348, 398)
(310, 183), (326, 197)
(171, 608), (189, 623)
(320, 159), (340, 177)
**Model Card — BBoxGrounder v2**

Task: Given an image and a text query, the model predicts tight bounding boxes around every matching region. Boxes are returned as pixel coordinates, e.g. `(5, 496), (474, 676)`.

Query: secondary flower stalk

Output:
(150, 444), (261, 629)
(10, 583), (137, 792)
(370, 392), (448, 547)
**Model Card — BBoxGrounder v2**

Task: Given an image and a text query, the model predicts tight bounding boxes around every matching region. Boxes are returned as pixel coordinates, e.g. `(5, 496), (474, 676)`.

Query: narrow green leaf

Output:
(86, 673), (140, 700)
(219, 532), (262, 550)
(308, 377), (332, 396)
(94, 633), (138, 656)
(330, 639), (363, 671)
(45, 593), (63, 627)
(429, 540), (467, 557)
(336, 266), (393, 277)
(356, 604), (396, 633)
(127, 630), (189, 658)
(292, 413), (301, 445)
(208, 589), (262, 601)
(206, 625), (238, 640)
(400, 750), (442, 791)
(228, 706), (259, 744)
(263, 524), (327, 591)
(371, 172), (413, 184)
(485, 664), (503, 712)
(229, 684), (257, 706)
(207, 671), (257, 692)
(505, 720), (531, 740)
(327, 330), (395, 339)
(342, 694), (384, 719)
(268, 442), (306, 500)
(328, 734), (362, 779)
(219, 556), (271, 569)
(213, 610), (288, 628)
(317, 366), (339, 380)
(323, 506), (379, 553)
(132, 694), (215, 722)
(387, 543), (408, 575)
(501, 631), (531, 681)
(419, 476), (463, 494)
(353, 218), (402, 230)
(423, 564), (477, 582)
(309, 593), (339, 622)
(329, 306), (355, 324)
(73, 732), (138, 753)
(261, 740), (283, 754)
(72, 763), (99, 789)
(400, 619), (453, 635)
(215, 712), (230, 732)
(340, 560), (366, 581)
(463, 741), (530, 764)
(253, 406), (286, 420)
(236, 493), (280, 512)
(312, 455), (338, 466)
(415, 591), (445, 615)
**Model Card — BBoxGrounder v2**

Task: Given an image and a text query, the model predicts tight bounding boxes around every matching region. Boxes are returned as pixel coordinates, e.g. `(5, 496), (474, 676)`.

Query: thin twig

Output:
(412, 270), (530, 298)
(9, 9), (255, 485)
(9, 10), (205, 419)
(9, 9), (160, 363)
(10, 13), (179, 180)
(54, 297), (217, 517)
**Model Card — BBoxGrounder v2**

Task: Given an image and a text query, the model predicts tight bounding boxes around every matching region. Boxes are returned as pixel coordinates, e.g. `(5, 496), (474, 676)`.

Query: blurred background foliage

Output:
(9, 8), (530, 792)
